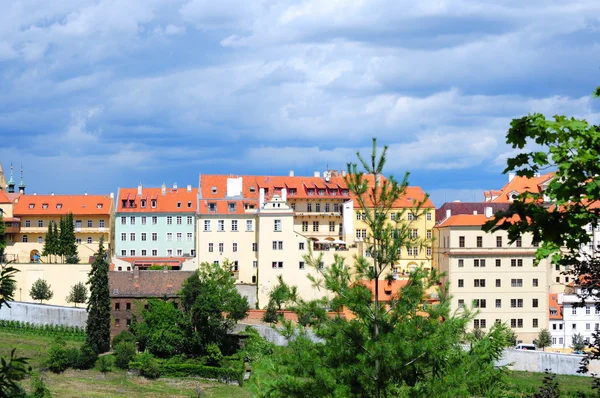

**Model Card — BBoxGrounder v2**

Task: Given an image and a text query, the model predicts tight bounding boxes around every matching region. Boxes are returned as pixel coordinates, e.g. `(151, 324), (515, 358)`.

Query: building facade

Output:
(115, 183), (197, 264)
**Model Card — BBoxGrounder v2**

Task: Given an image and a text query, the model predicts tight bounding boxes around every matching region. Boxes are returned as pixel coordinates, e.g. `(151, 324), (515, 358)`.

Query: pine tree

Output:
(85, 237), (111, 353)
(29, 279), (53, 304)
(66, 282), (88, 308)
(42, 222), (54, 262)
(51, 222), (59, 263)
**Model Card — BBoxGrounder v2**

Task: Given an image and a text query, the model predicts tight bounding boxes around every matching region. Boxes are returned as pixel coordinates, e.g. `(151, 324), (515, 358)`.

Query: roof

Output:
(358, 279), (409, 302)
(354, 185), (434, 209)
(435, 202), (510, 223)
(485, 173), (554, 203)
(0, 190), (10, 204)
(109, 270), (195, 298)
(437, 213), (522, 228)
(13, 194), (113, 216)
(549, 293), (563, 320)
(117, 186), (198, 214)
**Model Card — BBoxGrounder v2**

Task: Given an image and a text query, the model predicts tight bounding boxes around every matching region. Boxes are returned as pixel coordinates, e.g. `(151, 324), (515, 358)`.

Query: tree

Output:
(536, 329), (552, 351)
(0, 211), (6, 262)
(66, 282), (88, 307)
(59, 213), (78, 264)
(29, 279), (53, 304)
(85, 237), (111, 353)
(133, 299), (189, 358)
(42, 221), (59, 263)
(251, 139), (512, 397)
(180, 261), (249, 355)
(572, 333), (586, 353)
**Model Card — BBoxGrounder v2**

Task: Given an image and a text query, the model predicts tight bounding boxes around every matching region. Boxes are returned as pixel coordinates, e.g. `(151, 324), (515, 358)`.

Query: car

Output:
(515, 344), (536, 350)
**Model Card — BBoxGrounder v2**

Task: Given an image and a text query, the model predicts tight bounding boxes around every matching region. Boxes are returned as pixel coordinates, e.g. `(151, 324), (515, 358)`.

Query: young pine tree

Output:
(85, 237), (111, 353)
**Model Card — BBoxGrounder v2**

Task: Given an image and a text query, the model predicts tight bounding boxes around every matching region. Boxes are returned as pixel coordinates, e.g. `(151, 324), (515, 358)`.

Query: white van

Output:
(515, 344), (536, 350)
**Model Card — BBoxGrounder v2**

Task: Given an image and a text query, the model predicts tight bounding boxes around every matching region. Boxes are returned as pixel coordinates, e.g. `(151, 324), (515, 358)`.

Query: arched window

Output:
(22, 235), (28, 243)
(37, 236), (43, 243)
(87, 237), (92, 244)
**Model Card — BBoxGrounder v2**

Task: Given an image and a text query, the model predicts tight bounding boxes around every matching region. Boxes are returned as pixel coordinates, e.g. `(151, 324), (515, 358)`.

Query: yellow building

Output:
(6, 194), (114, 263)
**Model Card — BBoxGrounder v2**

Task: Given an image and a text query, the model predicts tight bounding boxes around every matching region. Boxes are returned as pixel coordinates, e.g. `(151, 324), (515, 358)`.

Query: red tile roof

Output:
(109, 270), (195, 298)
(0, 190), (10, 204)
(435, 202), (510, 223)
(358, 279), (409, 302)
(117, 187), (197, 213)
(13, 194), (113, 216)
(486, 173), (554, 203)
(549, 293), (562, 320)
(437, 213), (522, 228)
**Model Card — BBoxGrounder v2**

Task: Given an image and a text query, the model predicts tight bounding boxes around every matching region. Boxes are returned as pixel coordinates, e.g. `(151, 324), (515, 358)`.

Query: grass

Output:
(505, 370), (595, 397)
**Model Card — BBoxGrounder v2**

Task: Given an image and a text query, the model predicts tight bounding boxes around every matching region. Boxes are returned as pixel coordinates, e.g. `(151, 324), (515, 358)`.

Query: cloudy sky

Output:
(1, 0), (599, 207)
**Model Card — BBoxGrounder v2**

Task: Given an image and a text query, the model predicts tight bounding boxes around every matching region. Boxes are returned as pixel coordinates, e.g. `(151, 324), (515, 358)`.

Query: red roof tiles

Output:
(13, 194), (113, 216)
(117, 187), (197, 213)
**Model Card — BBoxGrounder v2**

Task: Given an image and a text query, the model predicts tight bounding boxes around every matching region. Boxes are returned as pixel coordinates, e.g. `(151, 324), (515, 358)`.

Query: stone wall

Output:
(497, 349), (600, 376)
(0, 301), (88, 328)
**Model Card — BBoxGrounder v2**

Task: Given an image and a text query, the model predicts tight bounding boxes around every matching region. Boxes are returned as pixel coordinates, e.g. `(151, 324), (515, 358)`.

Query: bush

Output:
(112, 330), (136, 348)
(74, 344), (98, 370)
(137, 352), (161, 379)
(30, 372), (52, 398)
(161, 364), (244, 385)
(97, 355), (112, 373)
(46, 344), (70, 373)
(205, 343), (222, 367)
(114, 342), (136, 369)
(263, 301), (279, 324)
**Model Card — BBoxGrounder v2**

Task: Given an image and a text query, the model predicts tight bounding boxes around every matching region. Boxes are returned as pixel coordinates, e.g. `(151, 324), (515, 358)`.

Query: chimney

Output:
(289, 170), (294, 177)
(473, 210), (477, 215)
(282, 188), (287, 202)
(161, 183), (166, 196)
(51, 192), (54, 196)
(259, 188), (265, 208)
(133, 266), (140, 279)
(485, 206), (493, 218)
(173, 182), (178, 189)
(314, 171), (320, 178)
(84, 192), (88, 196)
(534, 172), (541, 178)
(508, 172), (516, 182)
(110, 192), (114, 199)
(187, 184), (192, 192)
(445, 209), (451, 219)
(341, 170), (347, 177)
(137, 182), (143, 196)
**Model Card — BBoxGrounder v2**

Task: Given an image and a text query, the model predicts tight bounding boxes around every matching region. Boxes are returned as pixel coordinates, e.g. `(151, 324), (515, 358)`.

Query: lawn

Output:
(0, 329), (251, 397)
(505, 370), (595, 397)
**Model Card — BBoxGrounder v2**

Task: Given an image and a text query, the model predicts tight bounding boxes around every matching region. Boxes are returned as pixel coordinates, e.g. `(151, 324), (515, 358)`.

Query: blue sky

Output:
(1, 0), (599, 207)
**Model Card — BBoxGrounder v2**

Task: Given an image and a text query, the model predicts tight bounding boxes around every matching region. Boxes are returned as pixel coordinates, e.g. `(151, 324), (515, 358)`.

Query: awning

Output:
(332, 239), (346, 244)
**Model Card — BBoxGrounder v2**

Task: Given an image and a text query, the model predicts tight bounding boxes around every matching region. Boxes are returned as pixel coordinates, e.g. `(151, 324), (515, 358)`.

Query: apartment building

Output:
(7, 193), (113, 263)
(549, 288), (600, 351)
(435, 207), (548, 343)
(114, 183), (197, 265)
(548, 293), (566, 350)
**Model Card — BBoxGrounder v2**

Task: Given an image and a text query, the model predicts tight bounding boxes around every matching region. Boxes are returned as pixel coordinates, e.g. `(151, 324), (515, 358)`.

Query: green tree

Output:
(29, 279), (53, 304)
(30, 372), (52, 398)
(85, 237), (111, 353)
(133, 299), (189, 358)
(0, 211), (6, 262)
(114, 341), (136, 369)
(251, 139), (511, 398)
(572, 333), (586, 352)
(59, 213), (78, 264)
(42, 221), (59, 263)
(66, 282), (88, 307)
(180, 261), (249, 355)
(536, 329), (552, 351)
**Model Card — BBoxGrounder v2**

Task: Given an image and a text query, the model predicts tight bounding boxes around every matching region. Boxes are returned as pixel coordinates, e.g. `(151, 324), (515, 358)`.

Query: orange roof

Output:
(197, 199), (255, 214)
(0, 190), (10, 204)
(117, 187), (197, 213)
(548, 293), (563, 320)
(487, 173), (554, 203)
(358, 279), (409, 302)
(437, 213), (522, 228)
(353, 185), (434, 209)
(13, 194), (113, 216)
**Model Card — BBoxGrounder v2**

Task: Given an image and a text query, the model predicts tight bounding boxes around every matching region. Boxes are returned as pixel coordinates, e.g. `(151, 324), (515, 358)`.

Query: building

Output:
(550, 286), (600, 351)
(7, 193), (113, 263)
(114, 183), (198, 266)
(434, 206), (549, 343)
(548, 293), (566, 350)
(109, 269), (195, 337)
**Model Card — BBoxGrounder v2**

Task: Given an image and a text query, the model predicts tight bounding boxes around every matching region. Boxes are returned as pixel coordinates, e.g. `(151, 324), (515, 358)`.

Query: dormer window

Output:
(211, 186), (217, 194)
(177, 202), (181, 208)
(187, 201), (192, 208)
(151, 199), (157, 208)
(128, 200), (135, 207)
(228, 202), (237, 212)
(319, 189), (325, 196)
(208, 203), (217, 212)
(308, 189), (315, 196)
(140, 199), (146, 208)
(42, 203), (48, 209)
(342, 190), (349, 196)
(97, 203), (103, 209)
(249, 186), (256, 193)
(56, 204), (62, 209)
(288, 188), (296, 195)
(29, 203), (35, 209)
(121, 200), (127, 208)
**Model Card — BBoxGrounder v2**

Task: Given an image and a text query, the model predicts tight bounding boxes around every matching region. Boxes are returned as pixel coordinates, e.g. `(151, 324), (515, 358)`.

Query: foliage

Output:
(66, 282), (88, 308)
(0, 348), (29, 397)
(58, 213), (78, 263)
(180, 261), (249, 355)
(73, 343), (98, 370)
(251, 139), (508, 397)
(112, 330), (135, 348)
(532, 370), (561, 398)
(86, 237), (111, 354)
(242, 326), (274, 363)
(30, 372), (52, 398)
(536, 329), (552, 351)
(262, 301), (279, 324)
(267, 275), (296, 310)
(572, 333), (586, 352)
(29, 279), (53, 304)
(160, 363), (244, 385)
(0, 264), (18, 309)
(146, 264), (167, 270)
(97, 355), (112, 374)
(42, 221), (59, 263)
(0, 212), (5, 262)
(507, 329), (518, 347)
(205, 343), (223, 367)
(0, 320), (85, 340)
(136, 352), (161, 379)
(133, 299), (189, 358)
(46, 341), (70, 373)
(114, 341), (136, 370)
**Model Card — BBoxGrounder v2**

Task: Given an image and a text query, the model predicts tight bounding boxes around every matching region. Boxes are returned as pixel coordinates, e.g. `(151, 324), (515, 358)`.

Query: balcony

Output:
(295, 211), (342, 217)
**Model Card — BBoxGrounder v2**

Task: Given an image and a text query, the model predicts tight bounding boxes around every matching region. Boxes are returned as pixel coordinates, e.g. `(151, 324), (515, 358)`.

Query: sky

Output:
(1, 0), (599, 208)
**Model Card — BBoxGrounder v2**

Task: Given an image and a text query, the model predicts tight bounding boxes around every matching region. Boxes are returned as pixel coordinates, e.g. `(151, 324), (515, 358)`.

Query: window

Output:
(121, 217), (126, 225)
(426, 212), (432, 221)
(130, 216), (136, 225)
(496, 279), (501, 287)
(495, 299), (502, 308)
(407, 213), (415, 221)
(299, 242), (305, 250)
(151, 199), (157, 208)
(141, 249), (147, 256)
(130, 250), (135, 256)
(203, 220), (211, 231)
(458, 279), (464, 288)
(115, 319), (120, 327)
(476, 236), (482, 247)
(120, 233), (127, 241)
(533, 319), (538, 328)
(572, 307), (577, 315)
(329, 221), (335, 232)
(315, 203), (321, 212)
(99, 220), (105, 228)
(167, 249), (173, 256)
(496, 236), (502, 247)
(458, 259), (464, 267)
(167, 216), (173, 225)
(115, 303), (120, 311)
(208, 243), (214, 252)
(232, 220), (238, 232)
(409, 229), (418, 238)
(167, 233), (172, 241)
(176, 216), (182, 225)
(141, 216), (146, 225)
(307, 203), (313, 212)
(586, 306), (591, 315)
(151, 232), (157, 241)
(474, 279), (486, 288)
(120, 250), (126, 256)
(152, 249), (157, 256)
(218, 243), (224, 252)
(230, 243), (237, 252)
(495, 259), (501, 267)
(427, 247), (432, 256)
(84, 219), (92, 228)
(152, 216), (157, 224)
(587, 323), (591, 330)
(272, 261), (283, 269)
(313, 221), (319, 232)
(272, 219), (281, 232)
(356, 229), (367, 239)
(141, 199), (146, 208)
(246, 220), (253, 231)
(516, 237), (522, 247)
(129, 233), (135, 242)
(177, 201), (182, 208)
(37, 236), (43, 243)
(87, 237), (92, 244)
(273, 241), (283, 250)
(253, 261), (258, 268)
(75, 237), (81, 244)
(252, 243), (257, 252)
(573, 324), (577, 330)
(176, 232), (182, 242)
(473, 299), (486, 308)
(297, 261), (306, 270)
(218, 220), (225, 232)
(187, 216), (193, 225)
(426, 230), (432, 240)
(459, 236), (465, 247)
(533, 278), (539, 287)
(458, 299), (465, 307)
(511, 259), (523, 267)
(141, 233), (147, 241)
(511, 279), (523, 287)
(408, 247), (419, 256)
(187, 233), (192, 241)
(474, 319), (486, 329)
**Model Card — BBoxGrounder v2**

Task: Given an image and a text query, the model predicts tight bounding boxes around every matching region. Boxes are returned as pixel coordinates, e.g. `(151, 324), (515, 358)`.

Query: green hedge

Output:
(0, 320), (85, 340)
(129, 361), (245, 386)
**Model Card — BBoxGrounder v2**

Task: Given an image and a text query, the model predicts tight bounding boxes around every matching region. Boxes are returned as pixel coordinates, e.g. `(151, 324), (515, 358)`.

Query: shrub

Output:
(160, 364), (244, 385)
(74, 344), (98, 370)
(30, 372), (52, 398)
(97, 355), (112, 373)
(46, 344), (70, 373)
(136, 352), (161, 379)
(205, 343), (222, 367)
(114, 342), (136, 369)
(112, 330), (136, 348)
(263, 301), (279, 324)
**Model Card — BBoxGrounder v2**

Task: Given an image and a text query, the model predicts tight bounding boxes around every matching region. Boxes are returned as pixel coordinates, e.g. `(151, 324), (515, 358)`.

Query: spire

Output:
(7, 162), (15, 193)
(18, 164), (25, 194)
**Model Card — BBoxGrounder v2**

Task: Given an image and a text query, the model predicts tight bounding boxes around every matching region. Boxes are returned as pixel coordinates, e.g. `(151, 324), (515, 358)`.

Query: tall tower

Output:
(18, 164), (25, 194)
(7, 163), (15, 193)
(0, 161), (6, 190)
